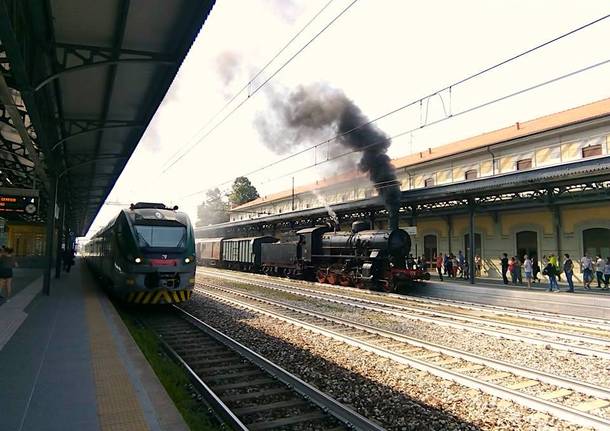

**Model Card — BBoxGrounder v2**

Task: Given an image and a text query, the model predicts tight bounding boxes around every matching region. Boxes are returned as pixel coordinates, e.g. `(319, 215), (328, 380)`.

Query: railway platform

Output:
(0, 261), (188, 431)
(414, 275), (610, 319)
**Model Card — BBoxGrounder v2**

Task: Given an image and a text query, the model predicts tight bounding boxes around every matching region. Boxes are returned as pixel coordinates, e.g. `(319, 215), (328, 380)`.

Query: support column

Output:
(55, 198), (65, 278)
(553, 205), (562, 259)
(43, 175), (58, 295)
(446, 215), (453, 254)
(469, 201), (476, 285)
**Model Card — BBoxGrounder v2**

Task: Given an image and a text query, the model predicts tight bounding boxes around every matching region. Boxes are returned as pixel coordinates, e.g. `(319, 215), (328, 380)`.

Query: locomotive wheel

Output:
(339, 274), (352, 287)
(327, 272), (339, 285)
(316, 270), (327, 284)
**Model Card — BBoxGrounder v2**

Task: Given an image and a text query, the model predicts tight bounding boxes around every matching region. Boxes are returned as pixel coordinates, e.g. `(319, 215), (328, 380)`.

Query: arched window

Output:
(516, 230), (537, 261)
(423, 234), (437, 269)
(583, 228), (610, 257)
(464, 233), (481, 260)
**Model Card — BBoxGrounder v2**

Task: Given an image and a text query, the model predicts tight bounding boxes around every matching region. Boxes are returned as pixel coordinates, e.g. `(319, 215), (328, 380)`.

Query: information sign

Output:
(0, 188), (39, 215)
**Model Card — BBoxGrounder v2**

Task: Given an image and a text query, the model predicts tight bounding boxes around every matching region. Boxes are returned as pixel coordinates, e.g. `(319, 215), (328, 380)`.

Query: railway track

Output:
(199, 267), (610, 333)
(198, 269), (610, 358)
(140, 306), (383, 431)
(195, 281), (610, 430)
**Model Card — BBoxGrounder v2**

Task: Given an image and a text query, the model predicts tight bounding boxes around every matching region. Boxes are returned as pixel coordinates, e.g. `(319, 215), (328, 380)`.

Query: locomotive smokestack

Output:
(389, 213), (399, 231)
(256, 83), (402, 223)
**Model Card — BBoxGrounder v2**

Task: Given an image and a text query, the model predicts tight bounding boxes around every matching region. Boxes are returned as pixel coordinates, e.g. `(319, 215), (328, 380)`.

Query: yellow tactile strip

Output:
(83, 282), (149, 431)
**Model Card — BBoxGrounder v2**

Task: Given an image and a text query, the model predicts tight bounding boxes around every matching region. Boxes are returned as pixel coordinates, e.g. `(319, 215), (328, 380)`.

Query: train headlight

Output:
(184, 257), (191, 264)
(134, 257), (142, 264)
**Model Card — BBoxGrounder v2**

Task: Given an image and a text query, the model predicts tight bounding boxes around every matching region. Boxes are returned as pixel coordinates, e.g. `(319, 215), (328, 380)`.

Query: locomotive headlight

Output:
(134, 257), (142, 264)
(184, 257), (191, 264)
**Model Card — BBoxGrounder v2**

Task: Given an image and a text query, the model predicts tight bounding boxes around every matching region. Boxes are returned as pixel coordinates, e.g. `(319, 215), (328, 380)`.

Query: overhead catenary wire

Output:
(162, 0), (337, 169)
(163, 0), (359, 173)
(182, 12), (610, 196)
(216, 57), (610, 195)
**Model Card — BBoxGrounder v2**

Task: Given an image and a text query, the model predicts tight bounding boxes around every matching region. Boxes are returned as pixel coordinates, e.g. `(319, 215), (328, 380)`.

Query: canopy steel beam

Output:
(0, 1), (53, 191)
(34, 42), (175, 92)
(50, 122), (144, 151)
(0, 73), (48, 184)
(81, 0), (131, 233)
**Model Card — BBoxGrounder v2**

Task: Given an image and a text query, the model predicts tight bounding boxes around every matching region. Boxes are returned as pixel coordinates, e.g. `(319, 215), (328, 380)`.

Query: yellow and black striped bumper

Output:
(125, 290), (193, 304)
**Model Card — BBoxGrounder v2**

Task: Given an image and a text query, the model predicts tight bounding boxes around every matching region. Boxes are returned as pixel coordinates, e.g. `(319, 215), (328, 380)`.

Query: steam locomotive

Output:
(83, 202), (196, 304)
(197, 221), (429, 292)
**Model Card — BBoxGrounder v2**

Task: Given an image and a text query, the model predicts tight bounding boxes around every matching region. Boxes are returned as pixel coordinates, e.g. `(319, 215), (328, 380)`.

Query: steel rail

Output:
(172, 305), (385, 431)
(199, 270), (610, 357)
(148, 313), (249, 430)
(199, 267), (610, 329)
(260, 278), (610, 346)
(196, 285), (610, 431)
(198, 283), (610, 399)
(406, 292), (610, 329)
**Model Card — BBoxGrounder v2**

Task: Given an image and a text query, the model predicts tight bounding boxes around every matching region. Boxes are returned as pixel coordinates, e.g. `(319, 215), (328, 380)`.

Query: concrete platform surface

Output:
(0, 262), (189, 431)
(412, 277), (610, 319)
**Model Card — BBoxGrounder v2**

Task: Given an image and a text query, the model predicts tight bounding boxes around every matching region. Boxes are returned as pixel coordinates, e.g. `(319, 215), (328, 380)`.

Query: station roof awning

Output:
(0, 0), (216, 235)
(196, 155), (610, 236)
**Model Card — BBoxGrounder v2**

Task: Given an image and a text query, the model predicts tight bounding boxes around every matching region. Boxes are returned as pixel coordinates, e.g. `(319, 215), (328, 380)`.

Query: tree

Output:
(228, 176), (259, 207)
(196, 188), (229, 227)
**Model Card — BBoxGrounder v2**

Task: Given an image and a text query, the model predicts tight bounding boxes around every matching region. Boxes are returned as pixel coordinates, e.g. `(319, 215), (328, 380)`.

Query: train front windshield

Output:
(134, 225), (186, 249)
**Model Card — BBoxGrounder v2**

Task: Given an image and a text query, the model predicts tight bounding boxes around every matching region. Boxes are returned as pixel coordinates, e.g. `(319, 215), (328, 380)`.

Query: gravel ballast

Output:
(183, 293), (592, 430)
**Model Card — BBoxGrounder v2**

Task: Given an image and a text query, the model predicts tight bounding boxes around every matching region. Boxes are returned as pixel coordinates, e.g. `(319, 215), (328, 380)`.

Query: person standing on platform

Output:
(508, 257), (516, 284)
(451, 254), (460, 278)
(563, 253), (575, 292)
(549, 254), (560, 281)
(446, 254), (453, 278)
(581, 253), (593, 290)
(436, 253), (444, 281)
(604, 257), (610, 291)
(543, 261), (559, 292)
(515, 257), (522, 284)
(474, 255), (482, 277)
(62, 248), (75, 273)
(0, 247), (16, 301)
(523, 255), (533, 289)
(533, 258), (541, 284)
(457, 251), (465, 278)
(595, 255), (604, 289)
(501, 253), (509, 284)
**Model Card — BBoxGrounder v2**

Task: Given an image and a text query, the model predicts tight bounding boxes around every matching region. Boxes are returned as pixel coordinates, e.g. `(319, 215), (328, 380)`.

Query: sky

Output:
(84, 0), (610, 236)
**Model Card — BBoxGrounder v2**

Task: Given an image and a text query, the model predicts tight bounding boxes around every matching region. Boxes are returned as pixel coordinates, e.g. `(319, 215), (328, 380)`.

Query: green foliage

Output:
(228, 176), (259, 206)
(196, 188), (229, 227)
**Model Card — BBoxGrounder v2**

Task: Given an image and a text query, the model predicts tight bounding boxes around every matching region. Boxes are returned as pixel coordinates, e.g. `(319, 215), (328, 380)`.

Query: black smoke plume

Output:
(256, 83), (400, 229)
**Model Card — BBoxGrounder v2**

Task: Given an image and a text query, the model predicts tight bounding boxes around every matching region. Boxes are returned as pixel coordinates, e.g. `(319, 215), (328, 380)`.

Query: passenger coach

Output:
(83, 202), (196, 304)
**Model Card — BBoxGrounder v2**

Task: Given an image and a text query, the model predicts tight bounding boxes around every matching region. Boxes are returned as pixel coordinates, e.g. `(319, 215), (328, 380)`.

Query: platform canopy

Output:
(0, 0), (216, 235)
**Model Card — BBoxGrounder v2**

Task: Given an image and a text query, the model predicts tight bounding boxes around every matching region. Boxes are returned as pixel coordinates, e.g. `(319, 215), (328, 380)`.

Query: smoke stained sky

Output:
(85, 0), (610, 236)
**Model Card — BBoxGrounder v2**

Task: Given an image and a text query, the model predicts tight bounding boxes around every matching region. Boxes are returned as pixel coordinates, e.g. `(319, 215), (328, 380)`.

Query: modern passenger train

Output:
(82, 202), (196, 304)
(196, 221), (429, 292)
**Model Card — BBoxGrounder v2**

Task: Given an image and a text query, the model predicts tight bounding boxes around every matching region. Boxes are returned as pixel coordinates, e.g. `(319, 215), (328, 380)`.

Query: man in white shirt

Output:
(595, 255), (605, 289)
(580, 253), (593, 290)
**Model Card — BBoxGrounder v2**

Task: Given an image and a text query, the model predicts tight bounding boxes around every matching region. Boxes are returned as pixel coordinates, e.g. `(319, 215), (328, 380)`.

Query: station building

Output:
(220, 98), (610, 281)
